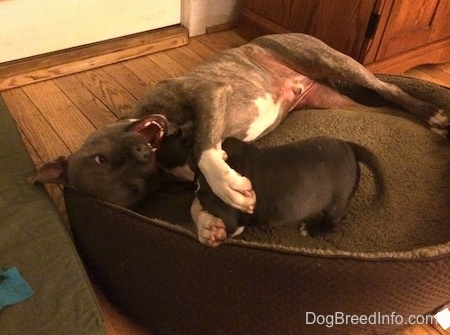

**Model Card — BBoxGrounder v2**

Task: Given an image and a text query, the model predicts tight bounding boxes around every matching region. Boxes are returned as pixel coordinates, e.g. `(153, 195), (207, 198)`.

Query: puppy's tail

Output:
(348, 142), (386, 206)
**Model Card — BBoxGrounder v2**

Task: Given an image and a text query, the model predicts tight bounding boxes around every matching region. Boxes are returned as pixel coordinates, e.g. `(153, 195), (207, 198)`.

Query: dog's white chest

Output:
(245, 93), (281, 141)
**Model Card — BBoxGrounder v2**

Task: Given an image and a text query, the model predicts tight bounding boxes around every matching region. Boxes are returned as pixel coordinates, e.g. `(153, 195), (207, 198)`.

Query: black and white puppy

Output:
(195, 136), (385, 245)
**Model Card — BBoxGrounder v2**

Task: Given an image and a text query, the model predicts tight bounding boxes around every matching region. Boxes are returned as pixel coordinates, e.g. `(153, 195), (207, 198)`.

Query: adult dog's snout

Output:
(131, 143), (152, 163)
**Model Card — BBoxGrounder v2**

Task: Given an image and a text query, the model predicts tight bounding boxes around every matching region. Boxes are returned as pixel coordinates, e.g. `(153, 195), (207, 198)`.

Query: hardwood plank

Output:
(404, 62), (450, 88)
(0, 26), (189, 91)
(121, 57), (172, 86)
(146, 52), (188, 77)
(100, 63), (150, 100)
(53, 75), (118, 129)
(183, 30), (245, 61)
(218, 29), (249, 45)
(21, 81), (96, 152)
(164, 46), (205, 70)
(184, 38), (218, 60)
(75, 69), (137, 119)
(2, 88), (71, 161)
(436, 62), (450, 76)
(195, 32), (241, 52)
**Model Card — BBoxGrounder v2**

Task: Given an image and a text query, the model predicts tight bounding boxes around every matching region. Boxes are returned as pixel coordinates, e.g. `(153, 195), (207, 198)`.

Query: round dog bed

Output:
(64, 76), (450, 335)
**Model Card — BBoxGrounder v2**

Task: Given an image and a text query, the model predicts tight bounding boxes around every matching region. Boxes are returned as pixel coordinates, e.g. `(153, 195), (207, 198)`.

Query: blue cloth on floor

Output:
(0, 267), (34, 310)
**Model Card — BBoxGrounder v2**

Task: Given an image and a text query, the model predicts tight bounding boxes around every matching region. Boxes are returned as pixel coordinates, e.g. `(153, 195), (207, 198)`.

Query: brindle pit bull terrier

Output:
(33, 33), (449, 246)
(195, 136), (385, 246)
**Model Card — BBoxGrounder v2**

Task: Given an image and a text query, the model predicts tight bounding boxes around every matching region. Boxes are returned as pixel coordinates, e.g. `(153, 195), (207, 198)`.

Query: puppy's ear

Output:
(29, 156), (70, 186)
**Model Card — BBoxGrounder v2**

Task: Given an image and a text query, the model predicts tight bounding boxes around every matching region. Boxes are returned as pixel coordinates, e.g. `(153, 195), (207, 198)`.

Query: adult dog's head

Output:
(32, 115), (168, 207)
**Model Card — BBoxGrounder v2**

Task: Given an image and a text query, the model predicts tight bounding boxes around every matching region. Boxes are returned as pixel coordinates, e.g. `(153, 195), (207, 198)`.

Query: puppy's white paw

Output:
(199, 148), (256, 213)
(191, 198), (227, 247)
(429, 109), (449, 128)
(428, 109), (449, 137)
(230, 225), (245, 238)
(299, 223), (309, 237)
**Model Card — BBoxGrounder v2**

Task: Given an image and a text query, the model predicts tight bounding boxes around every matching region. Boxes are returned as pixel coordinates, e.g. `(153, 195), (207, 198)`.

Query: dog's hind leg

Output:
(330, 63), (449, 135)
(255, 34), (448, 135)
(327, 65), (448, 136)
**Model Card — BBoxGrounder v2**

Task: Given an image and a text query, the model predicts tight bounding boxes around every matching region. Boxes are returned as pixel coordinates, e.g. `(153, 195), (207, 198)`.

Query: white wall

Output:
(0, 0), (243, 62)
(0, 0), (181, 63)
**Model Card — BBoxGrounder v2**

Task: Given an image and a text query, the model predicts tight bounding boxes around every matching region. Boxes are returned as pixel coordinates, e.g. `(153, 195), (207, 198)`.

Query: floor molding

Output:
(206, 22), (238, 34)
(0, 25), (188, 91)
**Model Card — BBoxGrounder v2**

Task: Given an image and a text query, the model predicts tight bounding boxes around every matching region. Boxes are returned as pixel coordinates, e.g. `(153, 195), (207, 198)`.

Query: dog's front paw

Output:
(191, 198), (227, 247)
(199, 148), (256, 213)
(219, 169), (256, 214)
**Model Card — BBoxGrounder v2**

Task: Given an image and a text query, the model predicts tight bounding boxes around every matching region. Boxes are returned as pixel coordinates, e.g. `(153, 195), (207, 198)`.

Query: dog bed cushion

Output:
(0, 97), (104, 335)
(65, 75), (450, 335)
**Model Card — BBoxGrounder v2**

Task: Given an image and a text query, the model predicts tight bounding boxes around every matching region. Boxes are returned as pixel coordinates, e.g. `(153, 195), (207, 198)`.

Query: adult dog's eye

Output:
(94, 155), (108, 164)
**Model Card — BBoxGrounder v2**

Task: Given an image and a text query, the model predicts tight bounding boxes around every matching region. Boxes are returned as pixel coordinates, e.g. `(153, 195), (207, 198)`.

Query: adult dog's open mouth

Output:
(133, 114), (169, 151)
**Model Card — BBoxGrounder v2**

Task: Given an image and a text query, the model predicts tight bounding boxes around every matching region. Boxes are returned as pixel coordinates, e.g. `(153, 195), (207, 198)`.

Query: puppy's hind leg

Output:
(324, 199), (350, 227)
(191, 197), (227, 247)
(301, 216), (336, 237)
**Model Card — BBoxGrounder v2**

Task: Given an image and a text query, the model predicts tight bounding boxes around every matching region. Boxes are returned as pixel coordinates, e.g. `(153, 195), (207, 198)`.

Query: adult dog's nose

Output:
(131, 144), (152, 163)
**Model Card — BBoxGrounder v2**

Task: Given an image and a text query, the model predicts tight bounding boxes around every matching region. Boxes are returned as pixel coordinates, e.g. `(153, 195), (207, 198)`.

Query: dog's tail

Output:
(348, 142), (386, 206)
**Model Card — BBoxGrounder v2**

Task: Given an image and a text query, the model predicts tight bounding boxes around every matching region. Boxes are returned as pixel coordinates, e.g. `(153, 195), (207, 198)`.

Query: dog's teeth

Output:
(152, 121), (163, 131)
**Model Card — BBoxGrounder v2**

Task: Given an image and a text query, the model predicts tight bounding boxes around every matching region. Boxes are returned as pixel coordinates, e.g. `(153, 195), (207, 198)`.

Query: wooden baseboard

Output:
(0, 25), (189, 91)
(366, 37), (450, 75)
(206, 22), (238, 34)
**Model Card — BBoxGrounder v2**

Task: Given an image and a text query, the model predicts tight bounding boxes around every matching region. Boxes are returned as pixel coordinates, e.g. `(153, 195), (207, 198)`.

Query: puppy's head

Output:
(32, 115), (168, 207)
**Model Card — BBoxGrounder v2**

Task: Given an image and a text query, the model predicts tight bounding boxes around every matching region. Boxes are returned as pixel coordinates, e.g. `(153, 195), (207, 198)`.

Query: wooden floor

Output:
(404, 62), (450, 89)
(2, 29), (449, 335)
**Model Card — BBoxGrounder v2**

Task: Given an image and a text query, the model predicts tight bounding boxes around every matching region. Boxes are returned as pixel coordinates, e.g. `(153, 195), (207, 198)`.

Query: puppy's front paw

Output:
(429, 109), (449, 138)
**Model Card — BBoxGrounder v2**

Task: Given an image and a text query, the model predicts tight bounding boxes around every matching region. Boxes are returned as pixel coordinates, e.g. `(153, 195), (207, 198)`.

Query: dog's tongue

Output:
(134, 114), (168, 151)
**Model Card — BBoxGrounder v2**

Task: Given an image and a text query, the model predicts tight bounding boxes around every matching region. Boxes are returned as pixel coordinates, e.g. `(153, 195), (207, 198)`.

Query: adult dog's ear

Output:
(29, 156), (70, 186)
